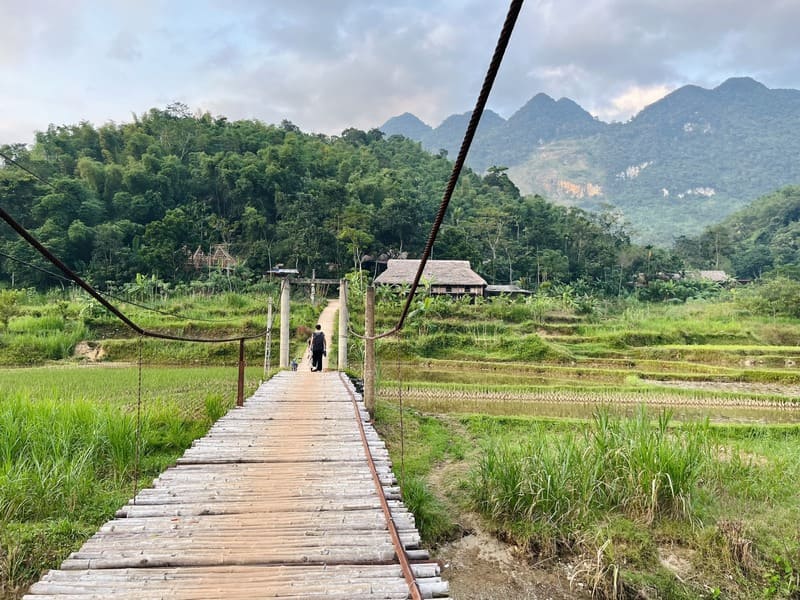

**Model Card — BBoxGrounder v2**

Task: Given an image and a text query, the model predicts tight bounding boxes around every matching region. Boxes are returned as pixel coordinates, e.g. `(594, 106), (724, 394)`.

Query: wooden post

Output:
(338, 279), (348, 371)
(310, 268), (316, 305)
(279, 279), (291, 369)
(364, 285), (375, 417)
(236, 338), (245, 407)
(263, 296), (273, 379)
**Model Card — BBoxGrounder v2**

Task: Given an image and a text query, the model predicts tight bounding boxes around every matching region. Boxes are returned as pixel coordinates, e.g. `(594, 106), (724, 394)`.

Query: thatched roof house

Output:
(374, 259), (487, 296)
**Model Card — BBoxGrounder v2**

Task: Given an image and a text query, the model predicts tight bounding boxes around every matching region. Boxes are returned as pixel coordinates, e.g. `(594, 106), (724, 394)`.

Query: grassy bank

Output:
(0, 366), (262, 599)
(376, 402), (800, 599)
(361, 292), (800, 598)
(0, 288), (323, 366)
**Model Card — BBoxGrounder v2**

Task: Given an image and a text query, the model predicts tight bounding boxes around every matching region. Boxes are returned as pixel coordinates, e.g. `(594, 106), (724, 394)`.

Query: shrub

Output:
(0, 289), (23, 330)
(734, 277), (800, 318)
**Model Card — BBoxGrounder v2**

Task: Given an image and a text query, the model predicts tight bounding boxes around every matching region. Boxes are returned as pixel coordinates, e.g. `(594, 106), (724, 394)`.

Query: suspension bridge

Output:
(22, 304), (448, 599)
(6, 5), (525, 595)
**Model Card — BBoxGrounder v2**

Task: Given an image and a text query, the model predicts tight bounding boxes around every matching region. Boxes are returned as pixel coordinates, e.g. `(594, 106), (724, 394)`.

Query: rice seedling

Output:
(380, 379), (800, 408)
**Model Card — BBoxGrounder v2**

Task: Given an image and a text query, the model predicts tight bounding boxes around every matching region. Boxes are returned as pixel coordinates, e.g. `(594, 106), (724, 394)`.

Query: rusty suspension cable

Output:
(0, 205), (267, 344)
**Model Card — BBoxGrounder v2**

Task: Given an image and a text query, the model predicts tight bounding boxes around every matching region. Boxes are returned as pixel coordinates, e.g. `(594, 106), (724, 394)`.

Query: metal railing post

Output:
(364, 285), (376, 417)
(338, 279), (348, 371)
(237, 338), (245, 407)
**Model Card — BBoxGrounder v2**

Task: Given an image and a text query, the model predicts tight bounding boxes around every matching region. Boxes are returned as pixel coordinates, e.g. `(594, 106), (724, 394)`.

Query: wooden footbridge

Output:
(23, 370), (449, 599)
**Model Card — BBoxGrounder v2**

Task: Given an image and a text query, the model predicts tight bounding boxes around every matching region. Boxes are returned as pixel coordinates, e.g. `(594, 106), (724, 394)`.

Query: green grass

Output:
(2, 287), (799, 598)
(373, 401), (466, 545)
(0, 365), (262, 597)
(469, 409), (711, 543)
(363, 294), (800, 598)
(0, 289), (319, 598)
(0, 290), (321, 367)
(374, 401), (800, 598)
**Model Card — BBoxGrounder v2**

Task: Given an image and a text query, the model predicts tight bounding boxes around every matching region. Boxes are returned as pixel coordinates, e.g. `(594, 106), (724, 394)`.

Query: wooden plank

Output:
(22, 371), (448, 599)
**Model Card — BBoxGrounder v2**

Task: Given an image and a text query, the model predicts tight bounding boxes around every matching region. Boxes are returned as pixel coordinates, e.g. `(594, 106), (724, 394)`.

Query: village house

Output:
(374, 259), (487, 297)
(187, 244), (239, 274)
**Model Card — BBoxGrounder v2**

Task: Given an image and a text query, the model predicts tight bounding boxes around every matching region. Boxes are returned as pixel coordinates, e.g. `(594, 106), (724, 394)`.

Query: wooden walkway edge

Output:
(23, 371), (449, 599)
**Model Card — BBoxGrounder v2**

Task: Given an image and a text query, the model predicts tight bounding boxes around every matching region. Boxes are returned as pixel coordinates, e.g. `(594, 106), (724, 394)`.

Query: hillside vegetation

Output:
(1, 105), (664, 294)
(675, 186), (800, 281)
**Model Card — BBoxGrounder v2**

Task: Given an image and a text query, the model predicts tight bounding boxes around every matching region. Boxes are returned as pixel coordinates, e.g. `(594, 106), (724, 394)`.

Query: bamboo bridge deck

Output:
(23, 371), (449, 599)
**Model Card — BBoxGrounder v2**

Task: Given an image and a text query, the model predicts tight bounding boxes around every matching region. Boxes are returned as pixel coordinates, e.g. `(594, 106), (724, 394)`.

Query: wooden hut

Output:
(374, 259), (487, 297)
(187, 244), (239, 274)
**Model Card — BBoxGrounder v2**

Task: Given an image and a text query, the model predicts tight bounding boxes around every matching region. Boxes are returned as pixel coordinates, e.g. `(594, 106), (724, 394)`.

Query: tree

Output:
(140, 208), (196, 276)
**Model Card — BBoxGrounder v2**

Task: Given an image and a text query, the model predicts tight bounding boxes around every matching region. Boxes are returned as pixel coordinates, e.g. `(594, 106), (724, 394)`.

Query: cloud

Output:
(108, 31), (142, 62)
(600, 84), (674, 122)
(0, 1), (86, 66)
(2, 0), (800, 144)
(196, 1), (500, 133)
(498, 0), (800, 121)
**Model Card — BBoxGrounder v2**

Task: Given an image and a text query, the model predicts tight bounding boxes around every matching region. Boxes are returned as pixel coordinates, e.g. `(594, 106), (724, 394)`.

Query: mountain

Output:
(380, 112), (432, 140)
(379, 78), (800, 245)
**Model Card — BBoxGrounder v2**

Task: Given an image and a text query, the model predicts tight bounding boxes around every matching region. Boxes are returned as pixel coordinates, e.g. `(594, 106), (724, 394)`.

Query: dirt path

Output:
(302, 299), (339, 372)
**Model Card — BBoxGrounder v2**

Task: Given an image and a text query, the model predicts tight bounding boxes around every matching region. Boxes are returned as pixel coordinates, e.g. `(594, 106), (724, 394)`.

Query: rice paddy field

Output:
(364, 291), (800, 599)
(1, 285), (800, 598)
(0, 288), (317, 599)
(0, 365), (265, 599)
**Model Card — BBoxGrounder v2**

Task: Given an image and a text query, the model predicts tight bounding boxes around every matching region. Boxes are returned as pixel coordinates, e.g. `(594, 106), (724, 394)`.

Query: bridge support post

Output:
(364, 285), (375, 417)
(237, 338), (245, 407)
(279, 279), (291, 369)
(263, 296), (273, 379)
(338, 279), (348, 371)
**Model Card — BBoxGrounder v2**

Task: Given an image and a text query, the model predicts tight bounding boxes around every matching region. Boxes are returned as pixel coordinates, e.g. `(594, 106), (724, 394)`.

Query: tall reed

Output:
(470, 408), (713, 551)
(0, 393), (139, 522)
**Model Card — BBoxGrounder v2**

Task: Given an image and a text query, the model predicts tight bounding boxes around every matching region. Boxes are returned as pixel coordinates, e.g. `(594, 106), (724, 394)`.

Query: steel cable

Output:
(351, 0), (524, 341)
(0, 249), (261, 324)
(0, 206), (268, 343)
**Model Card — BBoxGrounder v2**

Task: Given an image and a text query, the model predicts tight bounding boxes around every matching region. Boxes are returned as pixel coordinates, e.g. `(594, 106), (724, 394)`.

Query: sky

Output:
(2, 0), (800, 146)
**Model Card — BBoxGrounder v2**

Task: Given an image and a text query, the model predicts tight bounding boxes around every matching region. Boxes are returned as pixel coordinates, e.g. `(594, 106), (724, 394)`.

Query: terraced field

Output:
(374, 305), (800, 423)
(366, 297), (800, 598)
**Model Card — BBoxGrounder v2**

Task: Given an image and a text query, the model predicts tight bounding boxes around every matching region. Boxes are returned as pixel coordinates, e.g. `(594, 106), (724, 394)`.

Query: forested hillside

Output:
(674, 185), (800, 280)
(0, 105), (672, 292)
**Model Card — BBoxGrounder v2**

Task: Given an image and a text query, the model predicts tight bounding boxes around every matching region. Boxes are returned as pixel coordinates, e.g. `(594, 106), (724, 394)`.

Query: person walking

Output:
(308, 324), (326, 372)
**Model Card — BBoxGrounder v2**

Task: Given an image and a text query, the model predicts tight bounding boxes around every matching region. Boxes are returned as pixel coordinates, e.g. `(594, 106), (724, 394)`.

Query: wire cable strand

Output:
(353, 0), (524, 341)
(0, 249), (266, 324)
(1, 0), (523, 345)
(0, 150), (57, 191)
(0, 205), (267, 343)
